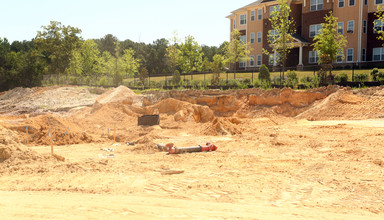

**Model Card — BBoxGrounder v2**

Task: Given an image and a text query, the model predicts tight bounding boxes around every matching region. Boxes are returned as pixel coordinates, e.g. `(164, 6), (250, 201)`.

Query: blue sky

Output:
(0, 0), (251, 46)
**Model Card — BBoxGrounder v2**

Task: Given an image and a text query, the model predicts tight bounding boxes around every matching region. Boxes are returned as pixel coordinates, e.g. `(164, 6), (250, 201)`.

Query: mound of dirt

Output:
(147, 98), (215, 123)
(0, 86), (98, 115)
(297, 87), (384, 120)
(0, 125), (43, 167)
(7, 114), (94, 146)
(201, 118), (242, 136)
(92, 86), (141, 112)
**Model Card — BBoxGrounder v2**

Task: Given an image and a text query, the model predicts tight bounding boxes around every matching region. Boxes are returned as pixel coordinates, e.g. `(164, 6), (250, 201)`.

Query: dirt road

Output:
(0, 191), (378, 219)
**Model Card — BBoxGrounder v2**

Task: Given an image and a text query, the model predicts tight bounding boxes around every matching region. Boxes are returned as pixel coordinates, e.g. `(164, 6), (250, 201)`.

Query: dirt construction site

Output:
(1, 85), (384, 219)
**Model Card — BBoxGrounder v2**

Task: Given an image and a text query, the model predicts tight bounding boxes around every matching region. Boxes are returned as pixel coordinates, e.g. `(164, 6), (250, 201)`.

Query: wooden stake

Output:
(26, 126), (29, 145)
(114, 123), (116, 142)
(50, 139), (54, 155)
(67, 127), (70, 145)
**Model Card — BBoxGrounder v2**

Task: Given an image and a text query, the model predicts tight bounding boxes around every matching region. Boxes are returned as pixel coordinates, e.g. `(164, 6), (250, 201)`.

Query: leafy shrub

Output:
(258, 64), (271, 82)
(355, 73), (369, 82)
(334, 73), (348, 83)
(284, 70), (298, 88)
(242, 78), (251, 85)
(172, 71), (181, 86)
(210, 73), (221, 86)
(113, 72), (123, 86)
(191, 79), (201, 89)
(253, 79), (271, 90)
(98, 76), (109, 86)
(370, 68), (384, 82)
(272, 76), (282, 85)
(300, 75), (320, 89)
(300, 76), (313, 89)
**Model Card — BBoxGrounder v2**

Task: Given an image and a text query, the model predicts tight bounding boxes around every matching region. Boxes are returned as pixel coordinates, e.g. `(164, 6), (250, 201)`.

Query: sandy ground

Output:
(1, 86), (384, 219)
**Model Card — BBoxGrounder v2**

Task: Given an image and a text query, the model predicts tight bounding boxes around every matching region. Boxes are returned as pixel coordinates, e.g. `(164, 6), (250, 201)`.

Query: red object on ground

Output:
(201, 143), (217, 152)
(165, 142), (217, 154)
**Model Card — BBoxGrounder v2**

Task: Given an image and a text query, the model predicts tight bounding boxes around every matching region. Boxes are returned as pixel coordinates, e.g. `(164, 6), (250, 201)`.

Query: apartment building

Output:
(227, 0), (384, 70)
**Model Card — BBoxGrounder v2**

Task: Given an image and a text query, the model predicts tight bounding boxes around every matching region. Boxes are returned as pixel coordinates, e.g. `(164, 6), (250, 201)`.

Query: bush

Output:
(253, 79), (271, 90)
(300, 76), (313, 89)
(191, 79), (200, 89)
(370, 68), (384, 82)
(172, 71), (181, 86)
(258, 64), (271, 82)
(272, 76), (282, 85)
(284, 70), (298, 88)
(300, 75), (320, 89)
(335, 73), (348, 83)
(355, 73), (369, 82)
(98, 76), (109, 86)
(113, 72), (123, 86)
(210, 73), (221, 86)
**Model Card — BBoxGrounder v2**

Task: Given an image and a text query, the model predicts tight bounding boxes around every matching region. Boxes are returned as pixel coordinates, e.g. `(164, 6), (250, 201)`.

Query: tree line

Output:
(0, 21), (232, 91)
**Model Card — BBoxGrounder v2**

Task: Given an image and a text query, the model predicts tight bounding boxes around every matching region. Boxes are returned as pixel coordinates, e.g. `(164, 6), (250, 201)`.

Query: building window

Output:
(270, 5), (280, 17)
(363, 20), (367, 34)
(374, 20), (384, 33)
(309, 24), (322, 38)
(349, 0), (355, 6)
(347, 20), (354, 33)
(337, 22), (344, 35)
(373, 47), (384, 61)
(362, 48), (366, 62)
(239, 59), (246, 68)
(309, 51), (319, 64)
(233, 19), (236, 29)
(376, 0), (383, 4)
(347, 48), (353, 62)
(310, 0), (323, 12)
(269, 29), (279, 42)
(257, 32), (262, 43)
(257, 55), (262, 66)
(240, 14), (247, 25)
(251, 10), (255, 21)
(339, 0), (344, 7)
(250, 56), (255, 67)
(269, 53), (279, 65)
(258, 9), (262, 20)
(240, 35), (246, 43)
(250, 33), (255, 44)
(336, 50), (343, 63)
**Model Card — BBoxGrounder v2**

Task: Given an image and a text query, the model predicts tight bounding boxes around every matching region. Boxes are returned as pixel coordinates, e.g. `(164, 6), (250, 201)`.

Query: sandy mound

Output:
(0, 125), (44, 171)
(92, 86), (142, 112)
(7, 114), (93, 146)
(147, 98), (215, 123)
(297, 87), (384, 120)
(201, 118), (242, 136)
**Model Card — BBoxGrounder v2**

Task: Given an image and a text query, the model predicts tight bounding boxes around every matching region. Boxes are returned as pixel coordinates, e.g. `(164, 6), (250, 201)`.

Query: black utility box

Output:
(138, 115), (160, 126)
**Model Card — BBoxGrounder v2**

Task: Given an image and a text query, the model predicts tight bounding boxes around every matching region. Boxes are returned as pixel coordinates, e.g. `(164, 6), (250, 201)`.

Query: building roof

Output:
(292, 34), (309, 43)
(230, 0), (262, 14)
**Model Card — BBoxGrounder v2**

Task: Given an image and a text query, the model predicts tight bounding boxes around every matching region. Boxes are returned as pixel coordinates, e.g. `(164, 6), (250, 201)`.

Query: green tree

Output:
(121, 48), (141, 78)
(264, 0), (295, 78)
(100, 51), (115, 76)
(66, 50), (83, 76)
(95, 34), (118, 56)
(81, 40), (101, 76)
(225, 29), (250, 77)
(178, 35), (204, 73)
(375, 5), (384, 42)
(139, 67), (149, 87)
(312, 11), (347, 82)
(166, 32), (181, 74)
(258, 64), (271, 82)
(34, 21), (82, 82)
